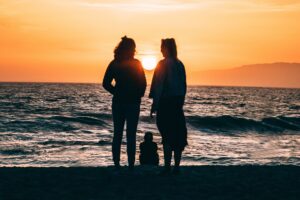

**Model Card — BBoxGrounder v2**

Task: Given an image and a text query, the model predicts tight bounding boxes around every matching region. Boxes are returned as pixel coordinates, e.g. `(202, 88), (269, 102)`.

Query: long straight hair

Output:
(114, 36), (136, 61)
(161, 38), (177, 59)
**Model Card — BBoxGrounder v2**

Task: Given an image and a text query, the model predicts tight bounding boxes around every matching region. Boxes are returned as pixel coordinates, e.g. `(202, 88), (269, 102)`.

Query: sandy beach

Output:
(0, 166), (299, 200)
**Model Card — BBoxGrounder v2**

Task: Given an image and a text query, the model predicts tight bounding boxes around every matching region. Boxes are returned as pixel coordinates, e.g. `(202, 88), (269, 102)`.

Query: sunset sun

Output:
(141, 56), (157, 71)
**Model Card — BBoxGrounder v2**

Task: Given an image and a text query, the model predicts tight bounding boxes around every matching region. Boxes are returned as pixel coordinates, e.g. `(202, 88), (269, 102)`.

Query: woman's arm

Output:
(137, 61), (147, 97)
(102, 62), (115, 95)
(181, 61), (187, 95)
(149, 61), (166, 114)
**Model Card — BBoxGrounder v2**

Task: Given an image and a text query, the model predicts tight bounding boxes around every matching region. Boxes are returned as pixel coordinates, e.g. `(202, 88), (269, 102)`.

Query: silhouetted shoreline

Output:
(1, 166), (299, 200)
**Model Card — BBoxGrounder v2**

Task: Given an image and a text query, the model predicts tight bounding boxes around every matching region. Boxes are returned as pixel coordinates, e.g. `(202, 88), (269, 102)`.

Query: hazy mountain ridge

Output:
(192, 62), (300, 88)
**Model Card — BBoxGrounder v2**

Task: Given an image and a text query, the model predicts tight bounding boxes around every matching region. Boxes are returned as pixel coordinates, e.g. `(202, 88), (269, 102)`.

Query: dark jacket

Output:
(103, 59), (147, 103)
(149, 58), (186, 110)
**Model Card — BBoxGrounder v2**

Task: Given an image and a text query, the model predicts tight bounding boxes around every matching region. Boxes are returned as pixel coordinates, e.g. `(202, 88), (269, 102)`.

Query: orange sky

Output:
(0, 0), (300, 84)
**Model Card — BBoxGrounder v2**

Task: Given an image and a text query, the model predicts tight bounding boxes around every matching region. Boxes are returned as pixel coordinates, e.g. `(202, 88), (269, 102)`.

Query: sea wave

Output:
(187, 115), (300, 133)
(0, 148), (36, 155)
(37, 139), (110, 146)
(1, 113), (299, 134)
(50, 116), (107, 126)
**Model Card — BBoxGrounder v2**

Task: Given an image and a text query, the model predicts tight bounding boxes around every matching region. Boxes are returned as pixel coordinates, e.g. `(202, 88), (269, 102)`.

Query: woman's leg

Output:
(163, 143), (172, 170)
(125, 103), (140, 169)
(172, 149), (182, 175)
(174, 149), (182, 168)
(112, 102), (125, 168)
(173, 97), (186, 173)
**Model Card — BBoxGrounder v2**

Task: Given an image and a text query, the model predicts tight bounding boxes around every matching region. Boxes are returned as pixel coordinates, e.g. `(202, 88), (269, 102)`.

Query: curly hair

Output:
(114, 36), (136, 61)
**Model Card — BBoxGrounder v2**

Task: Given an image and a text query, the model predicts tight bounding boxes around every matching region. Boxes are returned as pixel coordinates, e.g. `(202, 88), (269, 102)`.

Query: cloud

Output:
(251, 0), (300, 5)
(0, 0), (30, 28)
(77, 0), (202, 11)
(77, 0), (300, 12)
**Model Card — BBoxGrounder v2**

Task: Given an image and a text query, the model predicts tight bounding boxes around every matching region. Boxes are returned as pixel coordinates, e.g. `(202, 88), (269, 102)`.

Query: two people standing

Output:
(103, 36), (187, 174)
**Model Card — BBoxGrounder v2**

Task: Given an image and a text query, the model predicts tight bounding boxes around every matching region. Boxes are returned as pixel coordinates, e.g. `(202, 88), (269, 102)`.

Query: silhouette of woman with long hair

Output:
(150, 38), (187, 175)
(103, 36), (146, 170)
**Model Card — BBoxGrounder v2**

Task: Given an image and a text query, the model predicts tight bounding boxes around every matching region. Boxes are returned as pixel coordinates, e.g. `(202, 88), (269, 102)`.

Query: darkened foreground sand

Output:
(0, 166), (299, 200)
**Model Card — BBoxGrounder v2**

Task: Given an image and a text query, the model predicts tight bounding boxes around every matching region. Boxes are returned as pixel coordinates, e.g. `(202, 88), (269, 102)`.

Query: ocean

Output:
(0, 83), (299, 167)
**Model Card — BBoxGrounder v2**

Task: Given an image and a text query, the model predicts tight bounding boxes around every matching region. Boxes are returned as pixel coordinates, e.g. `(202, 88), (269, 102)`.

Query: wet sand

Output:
(0, 166), (299, 200)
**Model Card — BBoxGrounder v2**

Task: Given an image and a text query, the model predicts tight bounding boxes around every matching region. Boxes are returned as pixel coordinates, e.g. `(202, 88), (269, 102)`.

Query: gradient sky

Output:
(1, 0), (300, 83)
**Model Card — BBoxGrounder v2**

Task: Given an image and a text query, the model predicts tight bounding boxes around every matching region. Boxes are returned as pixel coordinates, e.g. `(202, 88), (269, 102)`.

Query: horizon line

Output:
(0, 81), (299, 89)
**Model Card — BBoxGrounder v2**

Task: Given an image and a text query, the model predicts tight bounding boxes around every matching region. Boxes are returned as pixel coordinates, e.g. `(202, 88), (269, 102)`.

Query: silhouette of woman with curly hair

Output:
(103, 36), (146, 170)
